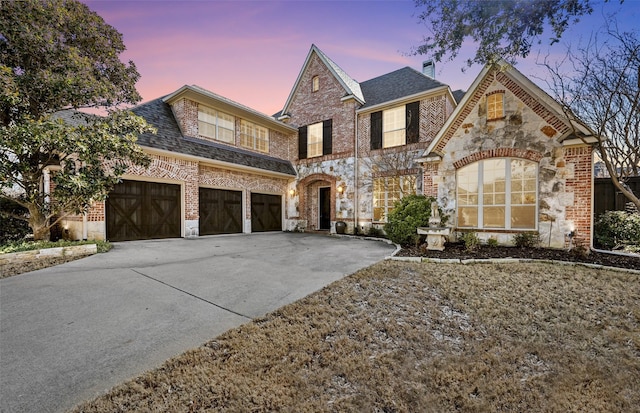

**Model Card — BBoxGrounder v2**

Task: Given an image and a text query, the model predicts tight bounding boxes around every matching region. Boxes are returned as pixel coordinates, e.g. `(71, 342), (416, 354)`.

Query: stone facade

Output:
(422, 65), (594, 248)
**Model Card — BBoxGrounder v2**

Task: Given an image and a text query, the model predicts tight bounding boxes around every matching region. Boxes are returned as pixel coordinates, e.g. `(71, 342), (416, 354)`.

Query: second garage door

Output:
(251, 193), (282, 232)
(199, 188), (243, 235)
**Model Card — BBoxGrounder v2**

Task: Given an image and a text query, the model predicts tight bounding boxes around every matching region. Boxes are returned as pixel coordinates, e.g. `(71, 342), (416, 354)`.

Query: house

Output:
(278, 45), (456, 233)
(419, 61), (596, 248)
(62, 47), (596, 249)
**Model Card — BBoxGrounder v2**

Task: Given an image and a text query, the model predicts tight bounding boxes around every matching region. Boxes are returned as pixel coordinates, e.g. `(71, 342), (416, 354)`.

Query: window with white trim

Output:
(487, 92), (505, 120)
(373, 176), (416, 222)
(457, 158), (537, 229)
(198, 106), (235, 143)
(382, 106), (406, 148)
(307, 122), (323, 158)
(240, 120), (269, 153)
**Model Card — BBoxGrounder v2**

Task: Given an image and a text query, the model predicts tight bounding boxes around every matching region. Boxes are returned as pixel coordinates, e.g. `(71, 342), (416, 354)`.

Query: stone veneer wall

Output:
(422, 69), (594, 248)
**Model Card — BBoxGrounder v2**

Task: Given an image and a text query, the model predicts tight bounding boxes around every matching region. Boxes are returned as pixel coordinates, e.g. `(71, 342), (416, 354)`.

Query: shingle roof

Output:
(132, 98), (296, 176)
(452, 89), (466, 104)
(359, 67), (448, 109)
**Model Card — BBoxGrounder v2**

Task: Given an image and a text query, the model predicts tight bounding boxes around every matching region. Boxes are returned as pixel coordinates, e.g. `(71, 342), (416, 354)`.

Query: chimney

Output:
(422, 60), (435, 78)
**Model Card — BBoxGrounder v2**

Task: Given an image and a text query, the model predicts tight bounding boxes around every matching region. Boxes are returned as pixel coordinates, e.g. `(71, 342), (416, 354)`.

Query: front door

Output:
(319, 187), (331, 230)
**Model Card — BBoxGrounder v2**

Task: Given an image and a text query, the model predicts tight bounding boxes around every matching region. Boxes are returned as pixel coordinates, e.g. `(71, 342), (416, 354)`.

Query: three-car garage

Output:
(106, 180), (283, 241)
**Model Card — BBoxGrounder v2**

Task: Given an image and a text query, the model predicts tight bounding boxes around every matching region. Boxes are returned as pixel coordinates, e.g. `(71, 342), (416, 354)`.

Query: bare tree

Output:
(541, 22), (640, 210)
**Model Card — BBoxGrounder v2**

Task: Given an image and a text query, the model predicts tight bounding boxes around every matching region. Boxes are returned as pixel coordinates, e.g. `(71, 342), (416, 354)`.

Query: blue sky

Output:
(83, 0), (639, 115)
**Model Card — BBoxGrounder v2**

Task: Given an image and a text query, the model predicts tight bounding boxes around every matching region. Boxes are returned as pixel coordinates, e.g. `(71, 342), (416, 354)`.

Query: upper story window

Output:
(240, 120), (269, 153)
(298, 119), (333, 159)
(457, 158), (537, 230)
(487, 92), (505, 120)
(312, 75), (319, 92)
(198, 106), (235, 143)
(370, 101), (420, 150)
(382, 106), (406, 148)
(307, 122), (323, 157)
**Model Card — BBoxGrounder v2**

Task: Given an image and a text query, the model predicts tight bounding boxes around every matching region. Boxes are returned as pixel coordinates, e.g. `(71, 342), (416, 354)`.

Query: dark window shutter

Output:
(370, 111), (382, 150)
(406, 101), (420, 144)
(322, 119), (332, 155)
(298, 126), (307, 159)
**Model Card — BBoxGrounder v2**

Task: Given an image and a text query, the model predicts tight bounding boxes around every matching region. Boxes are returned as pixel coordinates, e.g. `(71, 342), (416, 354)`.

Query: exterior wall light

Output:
(337, 185), (344, 194)
(289, 188), (296, 197)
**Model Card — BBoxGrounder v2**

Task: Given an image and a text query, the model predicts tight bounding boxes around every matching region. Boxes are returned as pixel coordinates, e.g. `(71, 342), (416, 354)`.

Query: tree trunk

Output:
(28, 206), (51, 241)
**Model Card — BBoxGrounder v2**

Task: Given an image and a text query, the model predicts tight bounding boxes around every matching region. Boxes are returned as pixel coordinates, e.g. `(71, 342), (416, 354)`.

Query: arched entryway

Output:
(297, 173), (337, 231)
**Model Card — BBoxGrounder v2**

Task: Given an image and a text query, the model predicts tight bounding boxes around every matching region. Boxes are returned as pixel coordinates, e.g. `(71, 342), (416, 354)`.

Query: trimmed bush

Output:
(594, 210), (640, 251)
(384, 195), (445, 246)
(513, 232), (540, 248)
(460, 231), (480, 251)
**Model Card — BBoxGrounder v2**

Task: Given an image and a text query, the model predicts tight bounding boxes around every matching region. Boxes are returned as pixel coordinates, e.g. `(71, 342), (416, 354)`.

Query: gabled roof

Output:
(280, 44), (364, 116)
(359, 67), (448, 109)
(132, 97), (296, 177)
(164, 85), (296, 135)
(421, 59), (596, 159)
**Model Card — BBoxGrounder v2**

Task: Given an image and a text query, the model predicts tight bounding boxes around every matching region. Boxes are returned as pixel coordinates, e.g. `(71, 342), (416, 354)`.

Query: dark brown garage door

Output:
(106, 180), (181, 242)
(199, 188), (243, 235)
(251, 193), (282, 232)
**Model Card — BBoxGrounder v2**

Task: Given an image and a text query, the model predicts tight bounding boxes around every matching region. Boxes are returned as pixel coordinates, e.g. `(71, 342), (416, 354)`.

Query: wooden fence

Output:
(594, 177), (640, 218)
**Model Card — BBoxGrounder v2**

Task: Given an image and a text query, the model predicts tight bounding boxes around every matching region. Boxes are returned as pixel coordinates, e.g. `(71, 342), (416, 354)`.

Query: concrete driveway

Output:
(0, 232), (395, 413)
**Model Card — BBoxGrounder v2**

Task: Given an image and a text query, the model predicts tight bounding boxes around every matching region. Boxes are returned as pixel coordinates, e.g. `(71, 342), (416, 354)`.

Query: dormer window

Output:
(312, 75), (319, 92)
(198, 106), (235, 143)
(487, 92), (505, 120)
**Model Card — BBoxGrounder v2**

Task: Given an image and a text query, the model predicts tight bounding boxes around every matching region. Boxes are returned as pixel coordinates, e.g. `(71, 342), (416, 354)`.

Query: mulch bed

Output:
(398, 242), (640, 271)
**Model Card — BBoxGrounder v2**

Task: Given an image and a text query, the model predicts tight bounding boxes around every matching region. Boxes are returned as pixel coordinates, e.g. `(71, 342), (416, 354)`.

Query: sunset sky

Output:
(83, 0), (639, 116)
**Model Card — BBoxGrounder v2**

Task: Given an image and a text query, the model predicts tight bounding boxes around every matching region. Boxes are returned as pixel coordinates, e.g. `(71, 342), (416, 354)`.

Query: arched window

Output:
(457, 158), (537, 229)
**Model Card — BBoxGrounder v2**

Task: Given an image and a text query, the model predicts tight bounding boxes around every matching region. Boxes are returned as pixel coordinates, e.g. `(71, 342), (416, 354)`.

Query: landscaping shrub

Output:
(384, 195), (444, 246)
(460, 231), (480, 251)
(513, 232), (540, 248)
(486, 237), (499, 247)
(367, 226), (385, 238)
(594, 210), (640, 251)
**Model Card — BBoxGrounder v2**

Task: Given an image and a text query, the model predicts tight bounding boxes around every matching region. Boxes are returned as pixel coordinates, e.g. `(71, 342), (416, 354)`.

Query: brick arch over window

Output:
(453, 148), (543, 170)
(296, 173), (337, 229)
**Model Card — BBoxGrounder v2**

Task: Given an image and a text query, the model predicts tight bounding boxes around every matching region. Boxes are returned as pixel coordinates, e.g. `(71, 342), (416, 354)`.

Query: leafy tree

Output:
(541, 23), (640, 210)
(412, 0), (615, 65)
(0, 0), (153, 241)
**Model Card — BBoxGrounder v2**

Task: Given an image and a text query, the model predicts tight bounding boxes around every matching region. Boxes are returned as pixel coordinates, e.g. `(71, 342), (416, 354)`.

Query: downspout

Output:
(354, 110), (359, 234)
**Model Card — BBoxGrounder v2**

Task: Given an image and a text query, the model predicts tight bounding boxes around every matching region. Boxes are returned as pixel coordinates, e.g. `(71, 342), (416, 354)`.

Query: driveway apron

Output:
(0, 233), (395, 413)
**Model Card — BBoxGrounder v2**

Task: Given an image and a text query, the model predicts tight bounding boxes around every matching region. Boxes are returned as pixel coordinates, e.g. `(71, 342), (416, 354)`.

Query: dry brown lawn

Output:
(72, 261), (640, 412)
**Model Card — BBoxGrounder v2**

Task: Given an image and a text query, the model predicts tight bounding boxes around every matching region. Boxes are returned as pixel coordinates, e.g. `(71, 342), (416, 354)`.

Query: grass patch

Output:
(71, 261), (640, 412)
(0, 239), (111, 254)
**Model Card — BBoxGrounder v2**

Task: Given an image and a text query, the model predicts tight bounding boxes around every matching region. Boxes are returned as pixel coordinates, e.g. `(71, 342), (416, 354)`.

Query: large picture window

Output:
(240, 120), (269, 153)
(198, 106), (235, 143)
(457, 158), (537, 229)
(373, 176), (416, 222)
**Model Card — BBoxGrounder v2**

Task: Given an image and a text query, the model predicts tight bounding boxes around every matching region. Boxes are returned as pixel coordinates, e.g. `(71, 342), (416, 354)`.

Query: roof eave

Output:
(356, 85), (450, 114)
(140, 145), (297, 179)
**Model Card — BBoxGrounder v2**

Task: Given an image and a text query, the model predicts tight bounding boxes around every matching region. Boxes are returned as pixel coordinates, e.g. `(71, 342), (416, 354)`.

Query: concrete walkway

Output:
(0, 233), (395, 413)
